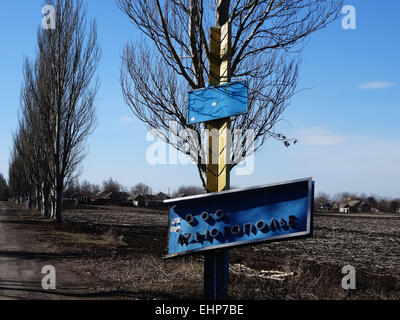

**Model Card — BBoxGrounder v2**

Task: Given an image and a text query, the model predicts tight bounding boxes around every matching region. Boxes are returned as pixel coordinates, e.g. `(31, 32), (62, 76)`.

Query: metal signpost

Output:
(202, 22), (232, 300)
(163, 20), (315, 300)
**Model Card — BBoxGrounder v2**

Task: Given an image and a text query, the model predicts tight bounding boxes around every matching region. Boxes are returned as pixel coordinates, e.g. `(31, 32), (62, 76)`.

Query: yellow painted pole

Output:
(206, 23), (232, 193)
(204, 22), (231, 300)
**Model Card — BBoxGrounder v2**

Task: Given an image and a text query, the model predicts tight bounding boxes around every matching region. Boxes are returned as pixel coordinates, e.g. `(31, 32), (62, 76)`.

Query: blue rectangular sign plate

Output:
(164, 178), (314, 258)
(187, 81), (248, 125)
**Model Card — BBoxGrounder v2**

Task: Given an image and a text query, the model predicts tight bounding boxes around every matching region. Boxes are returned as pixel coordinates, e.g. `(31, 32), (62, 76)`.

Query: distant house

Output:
(62, 197), (77, 206)
(319, 203), (333, 213)
(156, 192), (169, 201)
(145, 192), (170, 207)
(117, 192), (131, 206)
(62, 192), (80, 206)
(317, 202), (339, 213)
(93, 190), (131, 206)
(128, 192), (170, 208)
(339, 198), (352, 213)
(93, 190), (113, 206)
(128, 194), (146, 207)
(358, 201), (372, 213)
(339, 207), (350, 214)
(77, 196), (91, 205)
(339, 198), (371, 213)
(175, 193), (187, 198)
(348, 200), (362, 213)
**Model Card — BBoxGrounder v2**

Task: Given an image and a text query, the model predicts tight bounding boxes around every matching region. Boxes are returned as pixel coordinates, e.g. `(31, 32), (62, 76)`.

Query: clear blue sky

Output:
(0, 1), (399, 197)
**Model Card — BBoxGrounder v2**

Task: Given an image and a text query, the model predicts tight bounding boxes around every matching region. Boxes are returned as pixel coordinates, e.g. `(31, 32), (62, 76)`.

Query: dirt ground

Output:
(1, 201), (399, 300)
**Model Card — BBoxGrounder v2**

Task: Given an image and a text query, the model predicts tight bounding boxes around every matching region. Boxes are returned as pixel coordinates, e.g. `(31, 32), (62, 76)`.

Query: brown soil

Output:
(1, 202), (399, 300)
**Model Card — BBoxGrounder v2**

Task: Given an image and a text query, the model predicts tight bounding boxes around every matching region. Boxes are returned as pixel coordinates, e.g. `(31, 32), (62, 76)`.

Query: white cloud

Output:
(255, 131), (400, 197)
(358, 81), (395, 90)
(297, 128), (347, 146)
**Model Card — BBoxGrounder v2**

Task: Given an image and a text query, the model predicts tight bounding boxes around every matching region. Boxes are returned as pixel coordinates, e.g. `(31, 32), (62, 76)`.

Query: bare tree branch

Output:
(116, 0), (342, 188)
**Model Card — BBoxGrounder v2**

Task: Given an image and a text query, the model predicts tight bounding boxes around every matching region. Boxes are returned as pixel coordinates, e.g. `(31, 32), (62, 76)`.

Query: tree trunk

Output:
(54, 179), (63, 223)
(36, 187), (42, 211)
(55, 194), (63, 222)
(41, 187), (50, 218)
(26, 195), (32, 209)
(50, 190), (56, 220)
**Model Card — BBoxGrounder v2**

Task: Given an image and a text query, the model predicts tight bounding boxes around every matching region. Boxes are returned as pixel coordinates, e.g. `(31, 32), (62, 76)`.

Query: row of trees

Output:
(63, 178), (154, 198)
(8, 0), (100, 222)
(63, 177), (204, 199)
(0, 173), (9, 201)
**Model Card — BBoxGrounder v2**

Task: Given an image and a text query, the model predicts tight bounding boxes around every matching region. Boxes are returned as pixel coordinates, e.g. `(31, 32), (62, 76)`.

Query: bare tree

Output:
(131, 183), (153, 196)
(390, 199), (400, 213)
(8, 141), (32, 205)
(116, 0), (342, 188)
(173, 185), (205, 197)
(314, 191), (331, 210)
(80, 180), (100, 198)
(102, 178), (124, 194)
(366, 195), (378, 209)
(34, 0), (100, 222)
(0, 173), (9, 201)
(14, 59), (53, 214)
(64, 179), (81, 198)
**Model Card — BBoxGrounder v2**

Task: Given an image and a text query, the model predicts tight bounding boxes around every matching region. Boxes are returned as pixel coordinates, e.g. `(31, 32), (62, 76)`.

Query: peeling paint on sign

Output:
(170, 226), (181, 233)
(165, 178), (314, 258)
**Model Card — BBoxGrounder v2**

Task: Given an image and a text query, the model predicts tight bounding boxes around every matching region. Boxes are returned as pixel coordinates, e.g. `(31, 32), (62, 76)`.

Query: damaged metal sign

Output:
(164, 178), (314, 259)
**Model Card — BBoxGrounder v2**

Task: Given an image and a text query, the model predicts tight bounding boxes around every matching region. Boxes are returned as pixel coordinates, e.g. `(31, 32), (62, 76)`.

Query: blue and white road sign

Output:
(164, 178), (314, 258)
(187, 81), (248, 125)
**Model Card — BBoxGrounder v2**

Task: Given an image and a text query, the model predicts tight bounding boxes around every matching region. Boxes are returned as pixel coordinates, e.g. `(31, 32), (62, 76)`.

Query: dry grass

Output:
(52, 228), (128, 247)
(88, 254), (204, 299)
(9, 204), (400, 300)
(58, 209), (400, 300)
